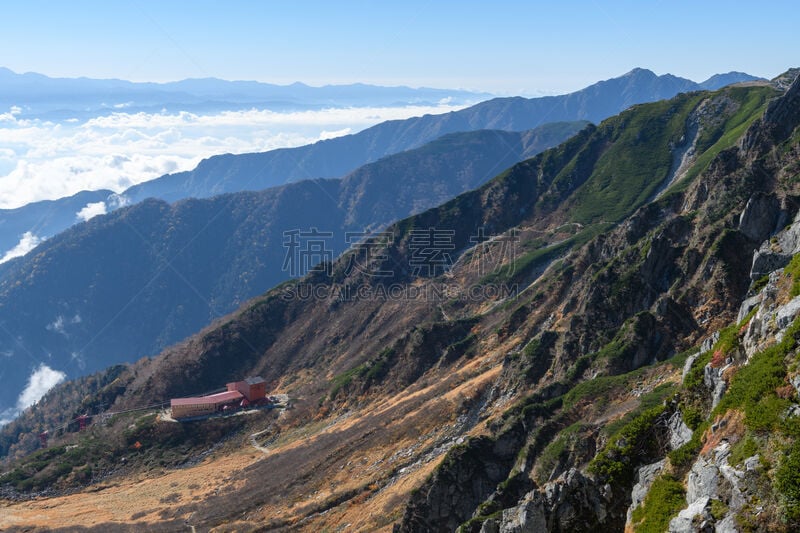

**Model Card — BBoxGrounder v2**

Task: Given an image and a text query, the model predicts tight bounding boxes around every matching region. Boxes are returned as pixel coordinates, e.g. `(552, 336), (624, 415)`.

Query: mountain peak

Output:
(623, 67), (657, 78)
(771, 67), (800, 90)
(700, 71), (766, 90)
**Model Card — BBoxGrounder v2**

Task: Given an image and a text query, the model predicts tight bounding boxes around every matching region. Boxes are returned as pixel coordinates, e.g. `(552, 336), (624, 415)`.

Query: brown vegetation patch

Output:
(701, 409), (745, 455)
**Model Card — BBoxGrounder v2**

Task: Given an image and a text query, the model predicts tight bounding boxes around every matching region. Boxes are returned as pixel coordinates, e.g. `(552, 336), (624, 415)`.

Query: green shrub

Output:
(534, 423), (583, 483)
(751, 273), (771, 294)
(681, 406), (703, 430)
(563, 373), (628, 410)
(589, 405), (667, 485)
(776, 442), (800, 522)
(602, 383), (677, 439)
(714, 321), (742, 358)
(683, 350), (712, 395)
(786, 253), (800, 297)
(709, 498), (729, 521)
(728, 434), (759, 467)
(328, 364), (369, 399)
(714, 318), (798, 431)
(669, 346), (700, 369)
(630, 474), (686, 533)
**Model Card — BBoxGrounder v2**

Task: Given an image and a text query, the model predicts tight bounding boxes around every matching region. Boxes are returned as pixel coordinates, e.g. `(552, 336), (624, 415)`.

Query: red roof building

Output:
(170, 390), (243, 419)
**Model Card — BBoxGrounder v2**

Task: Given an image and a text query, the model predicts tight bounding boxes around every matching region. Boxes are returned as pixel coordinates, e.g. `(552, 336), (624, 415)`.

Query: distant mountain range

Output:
(0, 68), (764, 257)
(123, 68), (763, 203)
(0, 121), (586, 416)
(0, 66), (490, 119)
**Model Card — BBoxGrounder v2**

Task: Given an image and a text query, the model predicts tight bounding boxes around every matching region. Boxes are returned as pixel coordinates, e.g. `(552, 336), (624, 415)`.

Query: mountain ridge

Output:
(0, 68), (762, 257)
(126, 68), (763, 204)
(0, 66), (489, 109)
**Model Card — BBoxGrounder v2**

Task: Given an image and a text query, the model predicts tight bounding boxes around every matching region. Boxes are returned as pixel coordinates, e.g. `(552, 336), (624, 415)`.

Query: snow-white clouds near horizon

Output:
(0, 231), (42, 264)
(0, 364), (67, 426)
(0, 103), (466, 210)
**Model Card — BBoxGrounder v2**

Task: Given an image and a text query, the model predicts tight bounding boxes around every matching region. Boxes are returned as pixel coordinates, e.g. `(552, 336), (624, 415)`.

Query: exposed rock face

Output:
(750, 211), (800, 279)
(626, 460), (665, 526)
(687, 454), (722, 503)
(762, 71), (800, 142)
(484, 469), (611, 533)
(400, 433), (524, 532)
(682, 331), (719, 383)
(737, 193), (784, 243)
(704, 362), (730, 409)
(682, 353), (700, 383)
(741, 273), (800, 360)
(700, 331), (720, 355)
(668, 412), (693, 450)
(741, 70), (800, 154)
(669, 496), (711, 533)
(671, 441), (751, 532)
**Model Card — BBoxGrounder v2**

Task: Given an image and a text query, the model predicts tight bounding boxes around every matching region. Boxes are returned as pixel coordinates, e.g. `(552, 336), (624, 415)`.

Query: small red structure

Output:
(39, 431), (49, 448)
(77, 415), (90, 431)
(226, 376), (267, 403)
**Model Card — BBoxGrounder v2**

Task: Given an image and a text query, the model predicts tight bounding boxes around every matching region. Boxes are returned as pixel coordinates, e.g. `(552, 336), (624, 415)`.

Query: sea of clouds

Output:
(0, 102), (465, 210)
(0, 101), (468, 419)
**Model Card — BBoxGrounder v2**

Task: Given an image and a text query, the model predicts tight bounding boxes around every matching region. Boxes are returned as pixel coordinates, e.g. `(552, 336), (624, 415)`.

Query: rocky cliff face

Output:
(480, 469), (611, 533)
(399, 74), (800, 533)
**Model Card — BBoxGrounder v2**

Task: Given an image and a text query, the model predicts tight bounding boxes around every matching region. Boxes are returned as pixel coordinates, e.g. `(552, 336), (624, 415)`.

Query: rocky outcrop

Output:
(668, 412), (693, 450)
(682, 332), (719, 383)
(704, 362), (730, 409)
(626, 460), (665, 525)
(740, 70), (800, 154)
(400, 432), (525, 532)
(669, 496), (711, 533)
(762, 71), (800, 142)
(410, 77), (800, 533)
(750, 211), (800, 279)
(737, 193), (785, 243)
(740, 274), (800, 360)
(482, 469), (612, 533)
(670, 441), (753, 532)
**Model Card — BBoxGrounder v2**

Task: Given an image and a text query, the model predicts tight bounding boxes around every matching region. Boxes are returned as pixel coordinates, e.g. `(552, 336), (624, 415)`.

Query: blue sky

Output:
(2, 1), (797, 94)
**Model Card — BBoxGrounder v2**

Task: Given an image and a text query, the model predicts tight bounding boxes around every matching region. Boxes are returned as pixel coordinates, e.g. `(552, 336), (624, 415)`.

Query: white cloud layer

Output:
(0, 231), (42, 264)
(0, 364), (67, 426)
(76, 201), (108, 222)
(16, 364), (66, 411)
(0, 103), (465, 209)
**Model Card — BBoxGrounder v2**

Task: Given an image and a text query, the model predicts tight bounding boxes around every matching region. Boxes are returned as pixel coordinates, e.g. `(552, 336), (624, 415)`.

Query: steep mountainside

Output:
(1, 72), (795, 532)
(0, 122), (585, 419)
